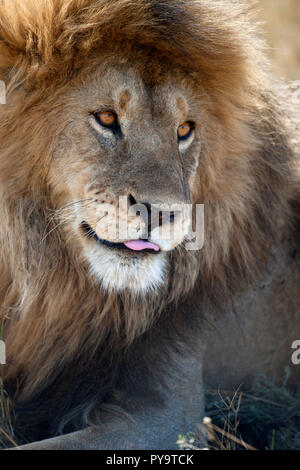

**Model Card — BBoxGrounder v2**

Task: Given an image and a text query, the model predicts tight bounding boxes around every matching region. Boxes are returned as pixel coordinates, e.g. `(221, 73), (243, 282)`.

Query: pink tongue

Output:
(124, 240), (160, 252)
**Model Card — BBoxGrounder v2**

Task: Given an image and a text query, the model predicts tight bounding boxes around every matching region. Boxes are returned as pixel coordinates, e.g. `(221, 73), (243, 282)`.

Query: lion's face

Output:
(49, 61), (202, 293)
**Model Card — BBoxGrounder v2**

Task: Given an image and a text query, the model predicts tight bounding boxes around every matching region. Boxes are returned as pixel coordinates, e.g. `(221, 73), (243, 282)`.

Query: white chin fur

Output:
(85, 245), (167, 293)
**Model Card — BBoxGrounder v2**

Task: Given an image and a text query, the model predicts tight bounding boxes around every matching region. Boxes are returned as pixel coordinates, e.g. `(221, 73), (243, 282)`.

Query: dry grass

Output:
(178, 373), (300, 451)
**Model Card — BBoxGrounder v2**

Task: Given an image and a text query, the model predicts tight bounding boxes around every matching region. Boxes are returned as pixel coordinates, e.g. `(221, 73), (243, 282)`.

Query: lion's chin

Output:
(84, 244), (167, 294)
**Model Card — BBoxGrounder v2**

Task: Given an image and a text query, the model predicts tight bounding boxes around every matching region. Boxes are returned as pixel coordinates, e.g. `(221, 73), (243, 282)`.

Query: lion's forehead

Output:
(71, 62), (196, 123)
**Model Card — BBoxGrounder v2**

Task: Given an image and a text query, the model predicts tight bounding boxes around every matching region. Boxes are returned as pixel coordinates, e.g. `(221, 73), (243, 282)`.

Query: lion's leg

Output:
(15, 332), (206, 450)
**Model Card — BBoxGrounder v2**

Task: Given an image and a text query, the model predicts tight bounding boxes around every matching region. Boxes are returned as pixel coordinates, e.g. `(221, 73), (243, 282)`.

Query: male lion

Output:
(0, 0), (299, 450)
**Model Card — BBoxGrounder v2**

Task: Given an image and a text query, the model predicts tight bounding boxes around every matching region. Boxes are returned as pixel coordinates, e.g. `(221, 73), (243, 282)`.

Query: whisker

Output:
(48, 198), (94, 218)
(40, 217), (73, 243)
(41, 198), (94, 243)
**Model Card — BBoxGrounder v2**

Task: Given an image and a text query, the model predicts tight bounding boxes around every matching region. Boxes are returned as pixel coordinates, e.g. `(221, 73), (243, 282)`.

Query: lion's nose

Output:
(128, 193), (177, 235)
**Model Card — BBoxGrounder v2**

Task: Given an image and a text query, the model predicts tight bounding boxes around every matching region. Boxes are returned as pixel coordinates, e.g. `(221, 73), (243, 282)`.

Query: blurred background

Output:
(258, 0), (300, 80)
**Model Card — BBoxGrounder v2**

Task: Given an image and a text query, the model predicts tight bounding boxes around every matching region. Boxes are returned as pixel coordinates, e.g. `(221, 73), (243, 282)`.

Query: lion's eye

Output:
(95, 111), (117, 128)
(178, 121), (194, 141)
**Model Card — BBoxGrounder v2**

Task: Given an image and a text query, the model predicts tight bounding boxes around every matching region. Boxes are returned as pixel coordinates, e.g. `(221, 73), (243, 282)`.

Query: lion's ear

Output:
(0, 0), (31, 83)
(0, 42), (19, 69)
(0, 0), (99, 87)
(0, 0), (60, 85)
(0, 40), (26, 88)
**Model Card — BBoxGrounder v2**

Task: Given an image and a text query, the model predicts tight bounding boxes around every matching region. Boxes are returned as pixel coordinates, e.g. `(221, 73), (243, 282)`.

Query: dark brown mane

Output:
(0, 0), (257, 89)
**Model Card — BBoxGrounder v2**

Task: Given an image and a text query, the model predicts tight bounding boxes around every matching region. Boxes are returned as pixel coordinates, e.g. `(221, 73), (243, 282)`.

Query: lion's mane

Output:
(0, 0), (298, 441)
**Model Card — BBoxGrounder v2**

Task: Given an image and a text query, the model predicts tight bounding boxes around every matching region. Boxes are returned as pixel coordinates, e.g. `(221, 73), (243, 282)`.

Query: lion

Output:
(0, 0), (299, 450)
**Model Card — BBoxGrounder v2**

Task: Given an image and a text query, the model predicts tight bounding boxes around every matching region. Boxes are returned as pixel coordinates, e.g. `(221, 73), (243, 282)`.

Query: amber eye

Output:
(95, 111), (117, 127)
(178, 121), (194, 140)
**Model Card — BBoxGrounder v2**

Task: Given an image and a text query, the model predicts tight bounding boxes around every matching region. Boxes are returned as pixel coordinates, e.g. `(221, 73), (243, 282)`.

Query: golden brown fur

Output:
(0, 0), (299, 445)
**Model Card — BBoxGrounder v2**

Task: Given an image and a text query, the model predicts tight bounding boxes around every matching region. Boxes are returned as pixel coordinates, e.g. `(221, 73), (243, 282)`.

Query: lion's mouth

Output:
(81, 222), (161, 254)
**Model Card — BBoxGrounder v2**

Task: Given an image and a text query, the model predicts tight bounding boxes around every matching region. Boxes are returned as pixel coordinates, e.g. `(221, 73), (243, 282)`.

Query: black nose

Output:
(128, 194), (176, 236)
(128, 193), (137, 206)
